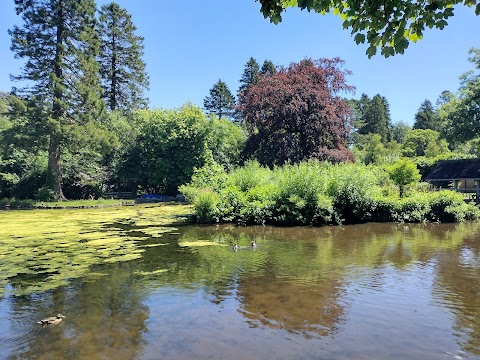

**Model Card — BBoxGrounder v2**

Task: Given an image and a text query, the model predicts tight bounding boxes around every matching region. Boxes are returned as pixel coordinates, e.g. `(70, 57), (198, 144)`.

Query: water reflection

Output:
(0, 217), (480, 359)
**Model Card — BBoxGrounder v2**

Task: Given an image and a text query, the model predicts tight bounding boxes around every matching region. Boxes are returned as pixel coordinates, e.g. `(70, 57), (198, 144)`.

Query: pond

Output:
(0, 205), (479, 359)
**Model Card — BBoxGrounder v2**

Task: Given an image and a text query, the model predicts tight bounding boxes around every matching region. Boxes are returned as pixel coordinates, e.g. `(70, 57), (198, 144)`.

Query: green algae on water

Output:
(0, 203), (193, 297)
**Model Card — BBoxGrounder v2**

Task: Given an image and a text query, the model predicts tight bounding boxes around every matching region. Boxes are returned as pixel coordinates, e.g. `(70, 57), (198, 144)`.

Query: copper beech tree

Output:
(238, 58), (354, 166)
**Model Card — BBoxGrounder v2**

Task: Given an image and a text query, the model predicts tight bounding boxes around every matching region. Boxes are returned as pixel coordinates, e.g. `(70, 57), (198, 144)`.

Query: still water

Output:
(0, 206), (479, 359)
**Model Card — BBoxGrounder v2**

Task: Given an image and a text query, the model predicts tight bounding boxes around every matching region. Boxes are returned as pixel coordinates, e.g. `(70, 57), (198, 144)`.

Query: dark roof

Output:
(426, 158), (480, 181)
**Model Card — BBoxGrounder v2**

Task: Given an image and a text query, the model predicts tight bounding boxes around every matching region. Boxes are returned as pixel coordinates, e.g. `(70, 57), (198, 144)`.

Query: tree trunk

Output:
(48, 135), (65, 200)
(49, 0), (65, 200)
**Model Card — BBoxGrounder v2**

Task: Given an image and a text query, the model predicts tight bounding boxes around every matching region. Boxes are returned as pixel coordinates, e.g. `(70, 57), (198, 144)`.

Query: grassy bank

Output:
(180, 160), (480, 226)
(0, 198), (135, 209)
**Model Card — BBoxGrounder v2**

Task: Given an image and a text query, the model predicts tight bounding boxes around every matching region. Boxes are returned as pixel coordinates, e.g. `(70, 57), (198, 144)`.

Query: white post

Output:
(476, 180), (480, 203)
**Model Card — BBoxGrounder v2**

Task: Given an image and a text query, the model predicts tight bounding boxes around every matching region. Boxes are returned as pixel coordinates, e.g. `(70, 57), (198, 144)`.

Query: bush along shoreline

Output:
(180, 160), (480, 226)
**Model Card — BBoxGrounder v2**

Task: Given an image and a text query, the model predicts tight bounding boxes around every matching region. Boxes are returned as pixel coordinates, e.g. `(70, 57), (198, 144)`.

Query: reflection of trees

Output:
(170, 222), (480, 339)
(433, 227), (480, 356)
(7, 262), (148, 360)
(237, 275), (345, 337)
(3, 220), (480, 357)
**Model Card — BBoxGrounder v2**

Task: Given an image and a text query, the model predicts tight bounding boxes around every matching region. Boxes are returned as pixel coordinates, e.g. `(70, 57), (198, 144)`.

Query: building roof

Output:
(426, 158), (480, 181)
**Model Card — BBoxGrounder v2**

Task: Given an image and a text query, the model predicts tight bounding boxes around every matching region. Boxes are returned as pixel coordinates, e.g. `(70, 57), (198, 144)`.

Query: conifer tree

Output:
(357, 94), (391, 143)
(98, 2), (149, 111)
(413, 100), (438, 131)
(260, 60), (276, 76)
(239, 57), (260, 93)
(10, 0), (104, 199)
(204, 80), (236, 120)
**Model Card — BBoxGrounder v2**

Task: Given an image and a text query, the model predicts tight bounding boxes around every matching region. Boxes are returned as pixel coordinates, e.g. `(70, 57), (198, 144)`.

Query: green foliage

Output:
(390, 121), (411, 144)
(194, 190), (221, 223)
(260, 59), (277, 76)
(179, 152), (227, 201)
(402, 129), (449, 158)
(205, 116), (247, 170)
(326, 163), (386, 223)
(120, 104), (210, 194)
(98, 2), (149, 111)
(455, 137), (480, 157)
(354, 94), (391, 144)
(438, 48), (480, 145)
(413, 100), (438, 131)
(36, 186), (56, 201)
(387, 158), (421, 197)
(184, 160), (478, 226)
(227, 161), (272, 192)
(257, 0), (479, 57)
(10, 0), (106, 199)
(239, 57), (260, 94)
(203, 79), (236, 120)
(363, 134), (385, 164)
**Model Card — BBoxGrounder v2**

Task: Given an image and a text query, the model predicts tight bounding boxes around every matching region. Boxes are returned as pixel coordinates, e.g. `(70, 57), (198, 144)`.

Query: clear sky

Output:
(0, 0), (479, 125)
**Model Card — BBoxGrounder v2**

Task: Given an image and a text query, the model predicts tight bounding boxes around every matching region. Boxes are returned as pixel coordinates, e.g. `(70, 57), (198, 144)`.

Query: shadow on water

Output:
(1, 207), (480, 359)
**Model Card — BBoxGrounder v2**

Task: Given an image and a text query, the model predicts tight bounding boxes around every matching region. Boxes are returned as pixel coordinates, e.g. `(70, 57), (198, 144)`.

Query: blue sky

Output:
(0, 0), (479, 125)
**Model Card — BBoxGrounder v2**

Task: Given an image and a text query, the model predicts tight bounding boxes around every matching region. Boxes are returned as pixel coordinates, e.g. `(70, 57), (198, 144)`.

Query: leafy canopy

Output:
(437, 48), (480, 145)
(387, 158), (421, 197)
(239, 58), (354, 166)
(256, 0), (480, 57)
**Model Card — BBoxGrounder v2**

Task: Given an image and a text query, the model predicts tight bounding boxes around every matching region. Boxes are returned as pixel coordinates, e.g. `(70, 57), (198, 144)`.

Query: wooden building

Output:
(426, 159), (480, 202)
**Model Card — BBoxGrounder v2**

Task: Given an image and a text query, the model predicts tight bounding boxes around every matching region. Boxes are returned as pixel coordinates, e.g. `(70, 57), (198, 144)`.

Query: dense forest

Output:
(1, 0), (479, 208)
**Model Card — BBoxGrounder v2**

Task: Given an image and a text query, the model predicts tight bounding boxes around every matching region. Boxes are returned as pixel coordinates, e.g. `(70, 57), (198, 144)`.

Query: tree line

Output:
(349, 48), (480, 166)
(6, 0), (148, 200)
(1, 0), (479, 202)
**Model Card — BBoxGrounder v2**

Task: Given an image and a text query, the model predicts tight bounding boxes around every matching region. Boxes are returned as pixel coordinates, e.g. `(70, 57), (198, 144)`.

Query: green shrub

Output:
(370, 196), (398, 222)
(238, 199), (274, 225)
(386, 158), (421, 197)
(312, 194), (336, 225)
(36, 186), (56, 202)
(427, 190), (478, 222)
(444, 202), (480, 222)
(183, 160), (479, 226)
(327, 164), (386, 224)
(193, 190), (220, 223)
(398, 194), (431, 222)
(227, 161), (271, 192)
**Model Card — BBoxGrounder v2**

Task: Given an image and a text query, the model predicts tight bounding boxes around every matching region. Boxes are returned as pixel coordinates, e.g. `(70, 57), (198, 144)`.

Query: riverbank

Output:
(181, 160), (480, 226)
(0, 198), (137, 210)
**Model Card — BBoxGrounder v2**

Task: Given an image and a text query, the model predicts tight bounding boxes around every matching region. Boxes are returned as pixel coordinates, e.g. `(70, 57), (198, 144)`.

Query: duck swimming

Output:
(37, 314), (65, 326)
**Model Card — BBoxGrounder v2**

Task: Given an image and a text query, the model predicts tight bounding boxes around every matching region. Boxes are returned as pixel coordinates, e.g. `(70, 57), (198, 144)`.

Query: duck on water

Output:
(37, 314), (65, 326)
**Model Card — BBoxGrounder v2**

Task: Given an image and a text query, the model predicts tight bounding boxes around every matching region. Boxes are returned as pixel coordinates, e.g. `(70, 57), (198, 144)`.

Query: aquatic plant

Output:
(0, 203), (192, 297)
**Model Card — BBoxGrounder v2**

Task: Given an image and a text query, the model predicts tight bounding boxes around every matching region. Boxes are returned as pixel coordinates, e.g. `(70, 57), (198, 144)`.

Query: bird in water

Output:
(251, 240), (257, 248)
(37, 314), (65, 326)
(233, 243), (239, 251)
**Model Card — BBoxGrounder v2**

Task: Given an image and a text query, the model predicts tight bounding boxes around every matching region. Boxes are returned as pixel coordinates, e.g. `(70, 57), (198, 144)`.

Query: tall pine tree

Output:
(10, 0), (104, 199)
(357, 94), (391, 143)
(413, 100), (438, 131)
(98, 2), (149, 111)
(238, 57), (260, 94)
(204, 80), (235, 120)
(260, 60), (276, 76)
